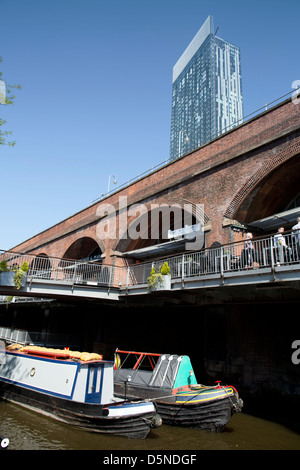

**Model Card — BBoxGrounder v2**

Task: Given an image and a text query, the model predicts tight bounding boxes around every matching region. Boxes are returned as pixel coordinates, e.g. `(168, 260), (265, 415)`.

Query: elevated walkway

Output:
(0, 253), (120, 302)
(0, 231), (300, 303)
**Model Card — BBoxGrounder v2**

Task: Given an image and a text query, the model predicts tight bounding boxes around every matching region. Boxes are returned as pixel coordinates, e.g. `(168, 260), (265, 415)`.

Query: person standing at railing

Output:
(241, 232), (255, 268)
(273, 227), (292, 265)
(292, 217), (300, 260)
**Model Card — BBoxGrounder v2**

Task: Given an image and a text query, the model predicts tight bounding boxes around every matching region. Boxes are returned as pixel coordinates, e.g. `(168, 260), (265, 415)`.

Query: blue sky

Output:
(1, 0), (299, 251)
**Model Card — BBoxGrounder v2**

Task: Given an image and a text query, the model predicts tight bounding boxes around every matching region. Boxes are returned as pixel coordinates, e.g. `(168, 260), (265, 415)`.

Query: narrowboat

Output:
(114, 349), (243, 432)
(0, 343), (161, 439)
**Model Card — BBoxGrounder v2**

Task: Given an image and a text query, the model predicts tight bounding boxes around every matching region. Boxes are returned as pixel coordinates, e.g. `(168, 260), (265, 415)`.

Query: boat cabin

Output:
(114, 350), (197, 391)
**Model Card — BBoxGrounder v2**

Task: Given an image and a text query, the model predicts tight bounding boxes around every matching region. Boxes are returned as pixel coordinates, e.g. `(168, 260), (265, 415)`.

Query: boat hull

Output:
(114, 383), (243, 432)
(0, 381), (156, 439)
(156, 396), (242, 431)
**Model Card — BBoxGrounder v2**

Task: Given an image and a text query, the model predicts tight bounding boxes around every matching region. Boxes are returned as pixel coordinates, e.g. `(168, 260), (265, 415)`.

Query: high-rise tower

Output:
(170, 15), (243, 160)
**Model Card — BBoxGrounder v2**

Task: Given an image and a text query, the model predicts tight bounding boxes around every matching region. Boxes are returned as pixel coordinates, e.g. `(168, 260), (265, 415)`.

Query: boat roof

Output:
(115, 349), (197, 389)
(6, 344), (106, 363)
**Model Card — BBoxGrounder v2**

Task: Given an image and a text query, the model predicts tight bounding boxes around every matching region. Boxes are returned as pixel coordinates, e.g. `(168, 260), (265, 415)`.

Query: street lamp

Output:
(107, 174), (117, 195)
(178, 130), (189, 158)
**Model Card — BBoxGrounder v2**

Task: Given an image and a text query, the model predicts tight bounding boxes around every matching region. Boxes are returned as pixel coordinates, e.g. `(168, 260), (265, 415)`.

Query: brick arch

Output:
(62, 236), (103, 261)
(224, 141), (300, 220)
(161, 196), (211, 226)
(115, 202), (200, 253)
(35, 252), (50, 259)
(237, 156), (300, 224)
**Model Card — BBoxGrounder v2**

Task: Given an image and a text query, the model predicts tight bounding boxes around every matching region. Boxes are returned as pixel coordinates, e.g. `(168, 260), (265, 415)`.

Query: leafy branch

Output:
(0, 57), (21, 146)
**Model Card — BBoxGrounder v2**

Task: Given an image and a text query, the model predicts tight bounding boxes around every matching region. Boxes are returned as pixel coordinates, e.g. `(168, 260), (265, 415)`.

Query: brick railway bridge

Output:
(1, 96), (300, 416)
(7, 97), (300, 271)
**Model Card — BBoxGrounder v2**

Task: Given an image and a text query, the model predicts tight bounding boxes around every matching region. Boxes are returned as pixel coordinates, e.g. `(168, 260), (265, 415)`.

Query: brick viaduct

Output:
(11, 97), (300, 266)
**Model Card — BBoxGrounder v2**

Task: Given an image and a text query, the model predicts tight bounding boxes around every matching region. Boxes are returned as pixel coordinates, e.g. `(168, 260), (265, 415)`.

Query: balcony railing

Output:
(125, 230), (300, 287)
(0, 326), (81, 348)
(0, 251), (115, 287)
(0, 230), (299, 294)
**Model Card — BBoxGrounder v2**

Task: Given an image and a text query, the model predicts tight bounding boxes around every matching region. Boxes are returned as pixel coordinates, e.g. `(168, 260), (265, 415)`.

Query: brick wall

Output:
(11, 97), (300, 260)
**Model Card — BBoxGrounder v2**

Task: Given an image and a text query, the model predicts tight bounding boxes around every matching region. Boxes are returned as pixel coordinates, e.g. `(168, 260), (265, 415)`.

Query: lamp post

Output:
(178, 130), (189, 158)
(107, 174), (117, 195)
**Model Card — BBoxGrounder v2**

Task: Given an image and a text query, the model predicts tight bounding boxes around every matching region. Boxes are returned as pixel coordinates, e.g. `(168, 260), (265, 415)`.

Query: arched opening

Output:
(59, 238), (104, 284)
(116, 204), (204, 261)
(234, 156), (300, 234)
(29, 253), (51, 278)
(62, 237), (102, 262)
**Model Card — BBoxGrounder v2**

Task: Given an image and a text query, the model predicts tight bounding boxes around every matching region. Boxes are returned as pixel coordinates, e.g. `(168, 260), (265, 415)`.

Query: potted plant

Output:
(147, 262), (171, 292)
(0, 260), (28, 289)
(147, 267), (163, 292)
(0, 260), (15, 286)
(14, 262), (29, 289)
(160, 261), (171, 290)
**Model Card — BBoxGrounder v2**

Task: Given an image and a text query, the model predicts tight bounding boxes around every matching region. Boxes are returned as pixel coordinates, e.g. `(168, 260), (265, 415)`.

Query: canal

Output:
(0, 400), (299, 451)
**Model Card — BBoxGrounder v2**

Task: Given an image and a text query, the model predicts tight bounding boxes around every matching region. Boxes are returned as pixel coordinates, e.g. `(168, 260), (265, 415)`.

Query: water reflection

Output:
(0, 400), (299, 451)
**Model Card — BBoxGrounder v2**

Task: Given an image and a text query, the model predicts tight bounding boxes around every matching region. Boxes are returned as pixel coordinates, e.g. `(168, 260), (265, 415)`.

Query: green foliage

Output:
(14, 269), (25, 289)
(0, 260), (8, 272)
(6, 295), (14, 309)
(0, 260), (29, 289)
(21, 261), (29, 272)
(0, 57), (21, 146)
(160, 262), (170, 275)
(147, 267), (163, 291)
(14, 262), (29, 289)
(147, 263), (171, 291)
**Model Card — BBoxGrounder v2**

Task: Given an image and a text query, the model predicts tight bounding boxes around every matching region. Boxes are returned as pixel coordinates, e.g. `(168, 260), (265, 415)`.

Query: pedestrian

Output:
(242, 232), (254, 267)
(292, 216), (300, 260)
(273, 227), (291, 265)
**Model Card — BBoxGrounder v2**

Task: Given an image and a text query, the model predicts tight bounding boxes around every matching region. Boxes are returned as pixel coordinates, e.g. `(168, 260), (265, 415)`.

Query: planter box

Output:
(156, 274), (171, 291)
(0, 271), (27, 288)
(0, 272), (15, 286)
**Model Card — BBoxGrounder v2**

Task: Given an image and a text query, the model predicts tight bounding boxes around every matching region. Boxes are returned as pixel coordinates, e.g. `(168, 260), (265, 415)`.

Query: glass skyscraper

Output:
(170, 15), (243, 160)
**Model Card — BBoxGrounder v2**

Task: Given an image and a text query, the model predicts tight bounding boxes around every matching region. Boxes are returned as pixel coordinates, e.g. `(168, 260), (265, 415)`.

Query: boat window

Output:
(88, 367), (94, 393)
(96, 367), (101, 393)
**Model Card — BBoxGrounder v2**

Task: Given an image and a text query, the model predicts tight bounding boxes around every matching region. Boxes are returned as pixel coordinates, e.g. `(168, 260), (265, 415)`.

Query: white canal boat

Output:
(0, 343), (161, 439)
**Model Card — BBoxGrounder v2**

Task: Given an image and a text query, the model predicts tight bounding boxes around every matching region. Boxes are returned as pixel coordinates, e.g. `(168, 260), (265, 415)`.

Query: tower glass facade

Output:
(170, 16), (243, 160)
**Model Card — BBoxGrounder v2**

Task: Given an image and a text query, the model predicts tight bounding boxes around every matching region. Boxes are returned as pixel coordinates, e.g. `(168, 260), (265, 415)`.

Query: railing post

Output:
(108, 265), (113, 287)
(126, 266), (130, 288)
(181, 254), (185, 285)
(220, 248), (224, 279)
(270, 236), (275, 268)
(269, 236), (277, 281)
(72, 261), (78, 285)
(30, 256), (36, 282)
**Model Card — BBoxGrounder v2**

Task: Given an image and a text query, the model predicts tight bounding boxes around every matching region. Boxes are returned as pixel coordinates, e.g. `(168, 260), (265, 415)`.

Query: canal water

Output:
(0, 400), (299, 451)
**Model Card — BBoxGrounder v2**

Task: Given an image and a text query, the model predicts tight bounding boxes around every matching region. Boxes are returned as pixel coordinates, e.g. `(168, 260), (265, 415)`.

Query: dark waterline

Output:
(0, 400), (299, 451)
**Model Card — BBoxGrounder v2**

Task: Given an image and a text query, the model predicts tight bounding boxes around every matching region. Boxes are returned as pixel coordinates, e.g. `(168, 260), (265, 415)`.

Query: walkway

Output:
(124, 231), (300, 296)
(0, 252), (119, 301)
(0, 231), (300, 302)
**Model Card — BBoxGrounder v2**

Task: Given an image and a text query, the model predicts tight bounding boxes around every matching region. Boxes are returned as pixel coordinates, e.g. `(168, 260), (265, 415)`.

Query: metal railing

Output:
(0, 296), (52, 304)
(1, 230), (299, 293)
(0, 251), (117, 287)
(0, 326), (81, 348)
(125, 231), (300, 287)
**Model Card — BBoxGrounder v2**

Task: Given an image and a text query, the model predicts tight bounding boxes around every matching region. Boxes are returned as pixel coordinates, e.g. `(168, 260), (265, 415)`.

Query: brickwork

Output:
(11, 97), (300, 261)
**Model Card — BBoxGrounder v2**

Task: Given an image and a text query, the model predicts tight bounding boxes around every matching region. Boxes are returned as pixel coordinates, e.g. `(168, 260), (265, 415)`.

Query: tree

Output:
(0, 57), (21, 146)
